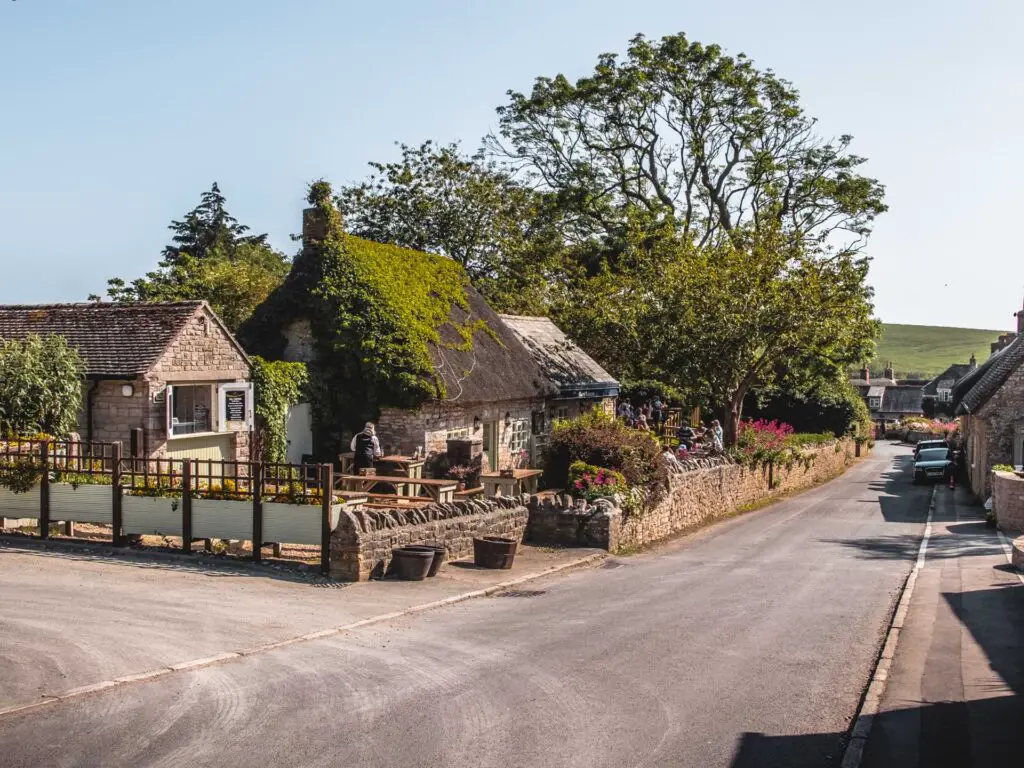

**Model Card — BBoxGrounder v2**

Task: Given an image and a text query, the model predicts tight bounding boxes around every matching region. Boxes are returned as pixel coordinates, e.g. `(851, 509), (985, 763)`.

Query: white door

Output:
(286, 403), (313, 465)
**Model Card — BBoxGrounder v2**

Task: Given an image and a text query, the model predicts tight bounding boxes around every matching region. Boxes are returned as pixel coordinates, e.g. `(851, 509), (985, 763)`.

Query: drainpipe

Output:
(86, 379), (100, 443)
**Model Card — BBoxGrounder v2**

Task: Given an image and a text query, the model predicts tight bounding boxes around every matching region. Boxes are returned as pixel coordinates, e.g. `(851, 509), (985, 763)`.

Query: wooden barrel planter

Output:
(404, 544), (447, 577)
(391, 547), (434, 580)
(473, 536), (517, 569)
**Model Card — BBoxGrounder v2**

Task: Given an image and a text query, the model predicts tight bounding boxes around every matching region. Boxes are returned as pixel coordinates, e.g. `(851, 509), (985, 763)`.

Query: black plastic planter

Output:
(473, 536), (517, 569)
(404, 544), (447, 577)
(391, 547), (434, 581)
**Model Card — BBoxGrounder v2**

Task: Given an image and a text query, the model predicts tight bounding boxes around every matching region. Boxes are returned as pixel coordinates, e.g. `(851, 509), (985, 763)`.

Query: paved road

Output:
(0, 443), (927, 767)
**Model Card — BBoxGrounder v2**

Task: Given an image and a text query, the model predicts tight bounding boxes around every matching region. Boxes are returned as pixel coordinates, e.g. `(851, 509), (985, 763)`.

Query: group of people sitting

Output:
(616, 398), (669, 431)
(674, 419), (724, 457)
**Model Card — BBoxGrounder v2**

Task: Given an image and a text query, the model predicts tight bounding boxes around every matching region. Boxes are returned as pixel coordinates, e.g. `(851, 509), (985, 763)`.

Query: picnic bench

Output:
(480, 469), (542, 498)
(338, 453), (425, 490)
(337, 474), (458, 504)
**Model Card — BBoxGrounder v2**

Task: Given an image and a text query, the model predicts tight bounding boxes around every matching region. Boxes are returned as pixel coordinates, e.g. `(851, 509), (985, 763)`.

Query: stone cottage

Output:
(922, 357), (976, 415)
(849, 362), (924, 428)
(240, 196), (557, 472)
(953, 297), (1024, 496)
(0, 301), (253, 461)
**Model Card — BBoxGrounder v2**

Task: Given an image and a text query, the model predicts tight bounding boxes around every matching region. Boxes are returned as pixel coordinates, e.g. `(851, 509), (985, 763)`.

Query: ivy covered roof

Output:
(240, 214), (552, 409)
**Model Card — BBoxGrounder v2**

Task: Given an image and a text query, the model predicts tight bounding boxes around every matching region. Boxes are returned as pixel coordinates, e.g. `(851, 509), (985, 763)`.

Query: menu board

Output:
(224, 389), (246, 422)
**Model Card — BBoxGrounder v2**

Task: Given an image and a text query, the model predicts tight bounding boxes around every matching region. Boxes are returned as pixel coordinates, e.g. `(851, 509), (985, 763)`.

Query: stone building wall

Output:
(377, 398), (543, 472)
(970, 364), (1024, 496)
(72, 307), (252, 462)
(528, 439), (862, 551)
(330, 496), (529, 581)
(993, 470), (1024, 532)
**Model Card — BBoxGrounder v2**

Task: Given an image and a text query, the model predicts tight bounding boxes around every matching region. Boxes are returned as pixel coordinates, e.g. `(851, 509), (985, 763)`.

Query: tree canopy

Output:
(490, 32), (887, 257)
(95, 183), (290, 330)
(335, 141), (570, 313)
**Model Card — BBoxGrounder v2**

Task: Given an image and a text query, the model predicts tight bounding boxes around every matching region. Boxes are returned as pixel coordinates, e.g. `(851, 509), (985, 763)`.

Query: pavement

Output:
(860, 481), (1024, 767)
(0, 540), (603, 712)
(0, 442), (928, 767)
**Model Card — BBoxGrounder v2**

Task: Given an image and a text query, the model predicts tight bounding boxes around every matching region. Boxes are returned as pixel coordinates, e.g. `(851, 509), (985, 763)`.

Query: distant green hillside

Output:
(873, 324), (1006, 378)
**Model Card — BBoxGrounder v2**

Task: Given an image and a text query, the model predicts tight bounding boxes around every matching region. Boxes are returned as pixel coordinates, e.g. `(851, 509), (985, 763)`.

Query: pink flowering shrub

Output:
(568, 461), (627, 501)
(736, 419), (794, 454)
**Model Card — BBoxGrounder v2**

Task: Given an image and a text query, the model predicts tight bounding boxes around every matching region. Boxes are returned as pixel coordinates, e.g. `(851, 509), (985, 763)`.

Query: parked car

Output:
(913, 447), (953, 484)
(914, 439), (948, 459)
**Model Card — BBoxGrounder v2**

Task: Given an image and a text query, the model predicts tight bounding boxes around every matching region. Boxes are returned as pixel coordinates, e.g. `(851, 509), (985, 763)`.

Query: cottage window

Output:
(445, 428), (470, 440)
(508, 419), (529, 453)
(553, 406), (569, 421)
(168, 385), (213, 436)
(937, 388), (951, 402)
(868, 397), (881, 410)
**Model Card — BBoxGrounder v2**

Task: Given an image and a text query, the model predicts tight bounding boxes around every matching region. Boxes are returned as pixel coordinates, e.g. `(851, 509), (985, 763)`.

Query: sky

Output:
(1, 0), (1022, 331)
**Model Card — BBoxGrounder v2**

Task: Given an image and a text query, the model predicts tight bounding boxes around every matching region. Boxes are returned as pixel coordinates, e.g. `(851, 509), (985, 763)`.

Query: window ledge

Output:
(167, 431), (227, 441)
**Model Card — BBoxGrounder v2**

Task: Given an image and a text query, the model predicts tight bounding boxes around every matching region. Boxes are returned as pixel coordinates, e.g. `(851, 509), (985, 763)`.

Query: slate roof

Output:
(922, 363), (973, 397)
(498, 315), (619, 397)
(0, 302), (204, 377)
(882, 385), (924, 415)
(954, 336), (1024, 414)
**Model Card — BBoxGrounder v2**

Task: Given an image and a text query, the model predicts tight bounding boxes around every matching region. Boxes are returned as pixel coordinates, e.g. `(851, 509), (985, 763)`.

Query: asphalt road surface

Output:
(0, 443), (927, 767)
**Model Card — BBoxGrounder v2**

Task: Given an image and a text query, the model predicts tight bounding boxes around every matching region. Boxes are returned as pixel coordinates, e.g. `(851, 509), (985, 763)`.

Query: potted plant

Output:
(446, 455), (482, 490)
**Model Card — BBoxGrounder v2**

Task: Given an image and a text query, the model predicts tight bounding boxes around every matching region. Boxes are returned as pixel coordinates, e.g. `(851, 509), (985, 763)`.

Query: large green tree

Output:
(603, 228), (879, 443)
(335, 141), (570, 313)
(95, 183), (290, 330)
(491, 33), (887, 258)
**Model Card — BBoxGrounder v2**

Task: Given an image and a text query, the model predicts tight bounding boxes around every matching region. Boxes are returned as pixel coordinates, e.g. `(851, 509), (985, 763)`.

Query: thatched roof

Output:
(499, 314), (619, 398)
(240, 231), (552, 407)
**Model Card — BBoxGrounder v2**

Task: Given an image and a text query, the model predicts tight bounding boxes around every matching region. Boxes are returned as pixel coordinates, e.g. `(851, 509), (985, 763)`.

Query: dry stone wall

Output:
(330, 496), (528, 581)
(528, 439), (862, 551)
(993, 470), (1024, 532)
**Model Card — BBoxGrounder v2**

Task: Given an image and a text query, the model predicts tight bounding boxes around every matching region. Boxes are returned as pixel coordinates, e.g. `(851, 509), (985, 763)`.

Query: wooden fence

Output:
(0, 439), (356, 575)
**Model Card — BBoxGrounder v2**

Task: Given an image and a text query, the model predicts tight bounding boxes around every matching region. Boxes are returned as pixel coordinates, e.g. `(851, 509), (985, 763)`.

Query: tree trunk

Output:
(726, 389), (746, 447)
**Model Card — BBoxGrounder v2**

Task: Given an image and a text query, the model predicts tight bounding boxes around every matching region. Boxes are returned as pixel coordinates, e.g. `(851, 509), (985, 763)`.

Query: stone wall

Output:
(992, 470), (1024, 532)
(330, 496), (529, 581)
(528, 439), (861, 551)
(377, 399), (543, 471)
(969, 363), (1024, 496)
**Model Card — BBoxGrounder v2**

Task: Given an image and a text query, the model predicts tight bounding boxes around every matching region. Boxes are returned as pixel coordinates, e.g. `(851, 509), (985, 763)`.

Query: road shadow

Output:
(0, 538), (346, 588)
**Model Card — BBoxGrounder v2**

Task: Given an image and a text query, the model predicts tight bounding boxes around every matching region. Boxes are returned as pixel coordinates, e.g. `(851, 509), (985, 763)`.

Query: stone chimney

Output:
(302, 207), (329, 251)
(859, 365), (870, 383)
(883, 361), (895, 381)
(969, 353), (977, 370)
(1017, 295), (1024, 335)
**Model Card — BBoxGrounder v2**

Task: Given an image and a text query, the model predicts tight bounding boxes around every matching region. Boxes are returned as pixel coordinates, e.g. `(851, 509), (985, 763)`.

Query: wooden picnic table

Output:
(480, 469), (542, 498)
(338, 474), (457, 504)
(338, 453), (425, 490)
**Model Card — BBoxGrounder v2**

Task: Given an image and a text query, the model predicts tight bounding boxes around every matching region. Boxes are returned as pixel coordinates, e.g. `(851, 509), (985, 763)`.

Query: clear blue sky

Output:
(2, 0), (1022, 331)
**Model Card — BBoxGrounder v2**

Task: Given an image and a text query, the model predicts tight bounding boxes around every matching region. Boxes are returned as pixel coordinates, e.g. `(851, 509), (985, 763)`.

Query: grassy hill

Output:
(874, 324), (1006, 379)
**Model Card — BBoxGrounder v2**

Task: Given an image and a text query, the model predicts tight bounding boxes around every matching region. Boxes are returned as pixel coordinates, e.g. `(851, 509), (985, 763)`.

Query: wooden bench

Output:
(454, 486), (485, 500)
(338, 475), (457, 503)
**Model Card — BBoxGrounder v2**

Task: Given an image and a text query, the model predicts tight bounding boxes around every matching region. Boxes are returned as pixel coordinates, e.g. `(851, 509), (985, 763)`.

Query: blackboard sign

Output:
(224, 389), (246, 422)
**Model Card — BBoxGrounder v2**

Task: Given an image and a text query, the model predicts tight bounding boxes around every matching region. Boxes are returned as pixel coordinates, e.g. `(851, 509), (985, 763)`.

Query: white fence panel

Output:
(123, 495), (183, 537)
(50, 484), (112, 524)
(263, 502), (321, 545)
(192, 499), (252, 541)
(0, 486), (40, 518)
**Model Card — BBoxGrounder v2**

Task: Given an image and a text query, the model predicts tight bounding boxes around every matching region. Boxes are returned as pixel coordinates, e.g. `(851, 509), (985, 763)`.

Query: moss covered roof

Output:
(240, 228), (552, 407)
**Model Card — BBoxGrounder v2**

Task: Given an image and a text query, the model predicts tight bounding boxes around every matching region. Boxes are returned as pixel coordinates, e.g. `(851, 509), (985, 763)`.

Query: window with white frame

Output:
(166, 382), (252, 437)
(867, 396), (881, 410)
(937, 388), (951, 402)
(508, 419), (528, 453)
(445, 427), (470, 440)
(168, 384), (213, 436)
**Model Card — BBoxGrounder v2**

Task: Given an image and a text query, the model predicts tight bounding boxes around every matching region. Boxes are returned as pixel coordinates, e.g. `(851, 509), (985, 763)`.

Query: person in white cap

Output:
(350, 422), (382, 471)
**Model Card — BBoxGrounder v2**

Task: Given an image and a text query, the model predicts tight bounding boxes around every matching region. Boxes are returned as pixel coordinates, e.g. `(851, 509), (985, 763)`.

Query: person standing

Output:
(710, 419), (724, 453)
(350, 422), (383, 471)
